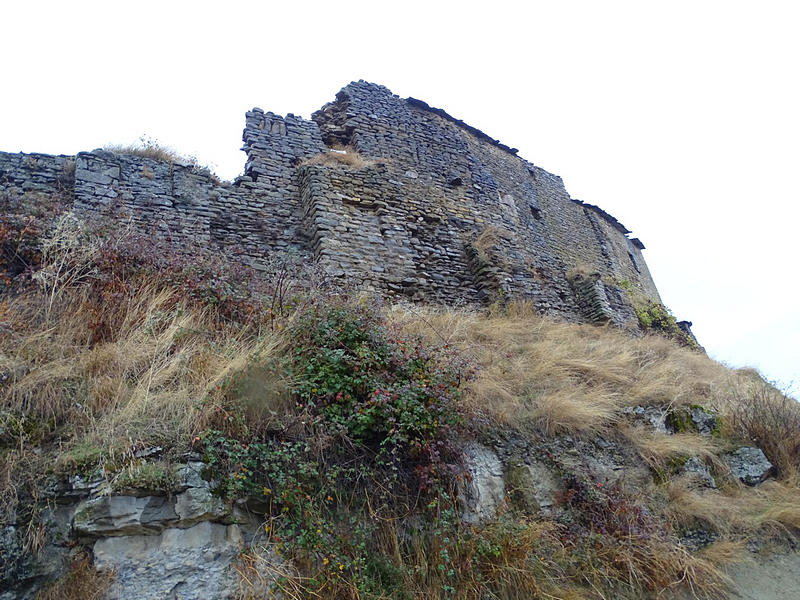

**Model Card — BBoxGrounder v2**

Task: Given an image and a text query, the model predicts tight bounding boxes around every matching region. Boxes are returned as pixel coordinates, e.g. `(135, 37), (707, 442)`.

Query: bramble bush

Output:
(0, 193), (68, 287)
(286, 301), (468, 457)
(199, 298), (473, 597)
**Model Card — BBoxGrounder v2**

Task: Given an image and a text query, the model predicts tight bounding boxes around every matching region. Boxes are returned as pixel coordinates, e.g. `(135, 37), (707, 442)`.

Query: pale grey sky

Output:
(2, 1), (798, 395)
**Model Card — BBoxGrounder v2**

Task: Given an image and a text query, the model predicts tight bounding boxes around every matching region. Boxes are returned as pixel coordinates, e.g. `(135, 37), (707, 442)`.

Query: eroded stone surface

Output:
(690, 407), (717, 436)
(93, 521), (244, 600)
(623, 406), (669, 433)
(174, 486), (228, 524)
(461, 442), (506, 524)
(540, 435), (653, 493)
(681, 456), (717, 489)
(505, 460), (561, 515)
(73, 462), (229, 539)
(74, 495), (179, 537)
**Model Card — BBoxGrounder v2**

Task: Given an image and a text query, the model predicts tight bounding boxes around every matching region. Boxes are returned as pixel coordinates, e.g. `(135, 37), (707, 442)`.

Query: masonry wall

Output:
(0, 81), (663, 327)
(308, 81), (661, 323)
(0, 152), (75, 196)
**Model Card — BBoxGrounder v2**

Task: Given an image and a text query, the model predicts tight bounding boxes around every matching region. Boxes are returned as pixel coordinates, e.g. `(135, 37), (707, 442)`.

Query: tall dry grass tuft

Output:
(1, 278), (280, 460)
(388, 302), (730, 436)
(301, 147), (372, 169)
(625, 428), (720, 473)
(103, 136), (199, 167)
(665, 475), (800, 539)
(723, 385), (800, 479)
(35, 555), (114, 600)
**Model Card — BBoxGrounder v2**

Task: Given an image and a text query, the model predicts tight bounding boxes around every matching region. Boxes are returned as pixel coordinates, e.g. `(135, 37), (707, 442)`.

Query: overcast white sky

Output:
(2, 1), (798, 396)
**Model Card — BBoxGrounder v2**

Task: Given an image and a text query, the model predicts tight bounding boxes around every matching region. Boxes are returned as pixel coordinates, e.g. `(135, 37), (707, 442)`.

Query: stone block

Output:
(73, 496), (178, 537)
(460, 442), (505, 525)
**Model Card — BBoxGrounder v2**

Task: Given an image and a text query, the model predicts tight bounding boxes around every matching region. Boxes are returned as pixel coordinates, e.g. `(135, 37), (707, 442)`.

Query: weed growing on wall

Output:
(630, 295), (701, 350)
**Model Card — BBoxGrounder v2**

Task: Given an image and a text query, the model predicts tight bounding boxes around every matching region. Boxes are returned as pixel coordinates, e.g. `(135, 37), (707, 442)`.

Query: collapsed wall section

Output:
(238, 109), (327, 252)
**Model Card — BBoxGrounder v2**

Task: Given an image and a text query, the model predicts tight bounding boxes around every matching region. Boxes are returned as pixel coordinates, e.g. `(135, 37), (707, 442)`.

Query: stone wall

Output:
(0, 81), (664, 325)
(308, 81), (660, 321)
(0, 152), (75, 196)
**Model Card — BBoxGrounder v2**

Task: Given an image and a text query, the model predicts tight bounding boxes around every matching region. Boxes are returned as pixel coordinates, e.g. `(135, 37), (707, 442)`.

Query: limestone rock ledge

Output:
(93, 521), (244, 600)
(1, 461), (280, 600)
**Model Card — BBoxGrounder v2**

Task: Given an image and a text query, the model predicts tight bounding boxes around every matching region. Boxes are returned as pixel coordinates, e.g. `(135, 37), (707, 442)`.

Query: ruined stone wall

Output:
(307, 81), (661, 322)
(0, 152), (75, 196)
(239, 109), (327, 253)
(0, 81), (663, 325)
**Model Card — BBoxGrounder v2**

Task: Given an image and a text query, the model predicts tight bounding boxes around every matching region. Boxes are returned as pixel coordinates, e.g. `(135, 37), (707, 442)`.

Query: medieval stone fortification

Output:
(0, 81), (662, 327)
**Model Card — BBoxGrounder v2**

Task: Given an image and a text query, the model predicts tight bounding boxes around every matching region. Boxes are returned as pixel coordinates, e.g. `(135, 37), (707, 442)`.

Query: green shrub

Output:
(112, 461), (176, 493)
(56, 441), (106, 477)
(634, 300), (700, 349)
(285, 300), (468, 454)
(199, 298), (472, 597)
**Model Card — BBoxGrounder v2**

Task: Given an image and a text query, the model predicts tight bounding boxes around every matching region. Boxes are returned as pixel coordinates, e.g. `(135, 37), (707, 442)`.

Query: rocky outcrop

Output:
(93, 521), (245, 600)
(725, 447), (775, 486)
(689, 406), (717, 436)
(460, 443), (506, 524)
(459, 434), (653, 525)
(0, 461), (277, 600)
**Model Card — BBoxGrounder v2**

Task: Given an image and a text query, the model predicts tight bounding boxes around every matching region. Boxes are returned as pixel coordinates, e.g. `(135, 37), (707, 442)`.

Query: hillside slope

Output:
(1, 204), (798, 599)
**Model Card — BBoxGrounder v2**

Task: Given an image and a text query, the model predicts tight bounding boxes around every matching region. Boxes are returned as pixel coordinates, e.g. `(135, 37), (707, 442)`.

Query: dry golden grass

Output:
(721, 385), (800, 479)
(35, 555), (114, 600)
(698, 540), (749, 568)
(302, 147), (372, 169)
(0, 283), (280, 458)
(625, 428), (720, 472)
(565, 261), (598, 281)
(389, 302), (800, 582)
(471, 225), (509, 252)
(665, 475), (800, 538)
(103, 139), (197, 166)
(388, 302), (730, 437)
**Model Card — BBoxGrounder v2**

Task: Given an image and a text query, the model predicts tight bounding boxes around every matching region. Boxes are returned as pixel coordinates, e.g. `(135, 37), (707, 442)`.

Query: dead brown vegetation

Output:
(35, 555), (114, 600)
(103, 136), (199, 166)
(301, 147), (372, 169)
(1, 284), (277, 459)
(388, 302), (730, 437)
(725, 386), (800, 479)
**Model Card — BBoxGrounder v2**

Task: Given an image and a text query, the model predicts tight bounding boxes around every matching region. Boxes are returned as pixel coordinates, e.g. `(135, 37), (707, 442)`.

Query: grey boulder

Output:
(725, 447), (774, 486)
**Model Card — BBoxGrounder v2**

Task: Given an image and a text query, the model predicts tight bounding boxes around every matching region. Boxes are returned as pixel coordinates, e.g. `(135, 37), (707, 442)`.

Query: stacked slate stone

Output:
(307, 81), (660, 318)
(0, 152), (74, 196)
